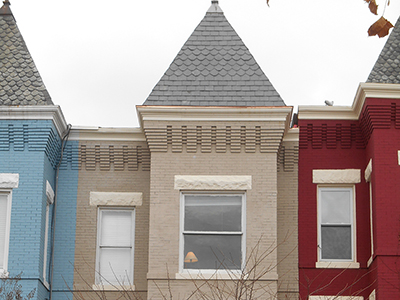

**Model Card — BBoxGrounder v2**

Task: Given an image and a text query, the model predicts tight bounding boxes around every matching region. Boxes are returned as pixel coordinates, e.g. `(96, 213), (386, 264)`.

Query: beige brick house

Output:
(71, 1), (299, 299)
(71, 1), (298, 298)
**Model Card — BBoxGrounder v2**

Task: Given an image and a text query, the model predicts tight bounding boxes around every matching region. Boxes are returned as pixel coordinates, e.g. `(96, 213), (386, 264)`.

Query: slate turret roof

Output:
(0, 0), (53, 105)
(143, 1), (285, 107)
(367, 16), (400, 84)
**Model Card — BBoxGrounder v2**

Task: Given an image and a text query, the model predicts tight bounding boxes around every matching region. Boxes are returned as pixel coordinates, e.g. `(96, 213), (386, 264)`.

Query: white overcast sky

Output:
(9, 0), (400, 128)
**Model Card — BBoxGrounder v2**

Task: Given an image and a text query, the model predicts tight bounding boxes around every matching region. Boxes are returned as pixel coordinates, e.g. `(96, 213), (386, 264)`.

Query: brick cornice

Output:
(137, 106), (292, 153)
(0, 106), (68, 137)
(143, 125), (285, 153)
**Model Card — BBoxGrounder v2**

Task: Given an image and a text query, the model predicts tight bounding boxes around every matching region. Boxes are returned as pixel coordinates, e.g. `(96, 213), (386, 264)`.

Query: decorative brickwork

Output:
(144, 125), (285, 153)
(78, 144), (150, 171)
(59, 143), (79, 170)
(0, 121), (62, 168)
(299, 123), (365, 150)
(278, 144), (299, 172)
(359, 102), (400, 144)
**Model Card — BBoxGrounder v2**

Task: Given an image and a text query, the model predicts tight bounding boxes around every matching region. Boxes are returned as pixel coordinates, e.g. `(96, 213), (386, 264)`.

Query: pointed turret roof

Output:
(0, 0), (53, 105)
(367, 16), (400, 83)
(143, 1), (285, 106)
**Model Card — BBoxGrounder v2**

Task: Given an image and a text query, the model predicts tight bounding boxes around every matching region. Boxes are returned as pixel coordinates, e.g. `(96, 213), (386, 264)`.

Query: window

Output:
(318, 187), (354, 261)
(0, 191), (12, 274)
(0, 173), (18, 275)
(180, 193), (245, 272)
(43, 181), (54, 284)
(96, 208), (135, 285)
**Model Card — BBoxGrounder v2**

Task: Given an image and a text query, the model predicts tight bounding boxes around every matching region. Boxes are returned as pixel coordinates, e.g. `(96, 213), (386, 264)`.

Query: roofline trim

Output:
(298, 83), (400, 120)
(0, 106), (68, 137)
(283, 128), (299, 142)
(68, 127), (146, 142)
(137, 105), (293, 125)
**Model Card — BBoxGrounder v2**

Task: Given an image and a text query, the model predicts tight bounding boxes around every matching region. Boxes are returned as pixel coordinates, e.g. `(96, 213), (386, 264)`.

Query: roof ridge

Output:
(0, 0), (13, 17)
(207, 0), (223, 14)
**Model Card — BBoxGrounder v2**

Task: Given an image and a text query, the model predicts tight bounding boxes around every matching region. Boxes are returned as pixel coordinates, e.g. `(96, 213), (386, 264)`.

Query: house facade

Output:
(2, 0), (400, 298)
(297, 16), (400, 300)
(1, 1), (299, 299)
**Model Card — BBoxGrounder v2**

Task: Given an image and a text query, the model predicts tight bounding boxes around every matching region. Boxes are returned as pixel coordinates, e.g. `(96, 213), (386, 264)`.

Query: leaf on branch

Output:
(364, 0), (378, 15)
(368, 16), (394, 37)
(369, 0), (378, 15)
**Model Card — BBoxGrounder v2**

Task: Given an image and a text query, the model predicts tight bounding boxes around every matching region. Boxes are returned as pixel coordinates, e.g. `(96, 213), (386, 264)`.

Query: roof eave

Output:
(137, 105), (293, 130)
(0, 105), (68, 136)
(298, 83), (400, 120)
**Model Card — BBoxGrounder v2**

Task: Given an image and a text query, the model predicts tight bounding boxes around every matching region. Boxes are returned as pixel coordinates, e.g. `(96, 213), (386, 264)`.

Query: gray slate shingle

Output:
(0, 1), (53, 106)
(367, 16), (400, 84)
(143, 2), (285, 107)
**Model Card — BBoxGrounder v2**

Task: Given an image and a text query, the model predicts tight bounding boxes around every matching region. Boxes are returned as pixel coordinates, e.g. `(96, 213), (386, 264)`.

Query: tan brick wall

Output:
(143, 119), (293, 299)
(277, 140), (299, 299)
(147, 279), (278, 299)
(73, 140), (150, 299)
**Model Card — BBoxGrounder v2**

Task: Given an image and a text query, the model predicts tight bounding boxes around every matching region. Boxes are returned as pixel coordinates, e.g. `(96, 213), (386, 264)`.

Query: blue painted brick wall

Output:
(50, 140), (79, 299)
(0, 120), (79, 300)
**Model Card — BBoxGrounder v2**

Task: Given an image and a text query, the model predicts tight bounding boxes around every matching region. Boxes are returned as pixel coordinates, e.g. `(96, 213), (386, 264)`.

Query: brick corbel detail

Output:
(78, 144), (150, 171)
(144, 126), (285, 153)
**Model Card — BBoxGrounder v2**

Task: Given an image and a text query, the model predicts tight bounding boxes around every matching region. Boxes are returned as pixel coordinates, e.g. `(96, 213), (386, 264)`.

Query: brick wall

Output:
(72, 140), (150, 299)
(143, 119), (296, 299)
(277, 140), (299, 299)
(0, 119), (65, 300)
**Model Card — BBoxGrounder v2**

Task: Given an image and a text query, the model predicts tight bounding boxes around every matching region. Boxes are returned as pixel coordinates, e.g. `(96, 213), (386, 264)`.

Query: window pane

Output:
(99, 248), (132, 285)
(321, 226), (352, 260)
(101, 211), (132, 246)
(185, 195), (242, 232)
(321, 190), (351, 224)
(0, 194), (8, 269)
(184, 234), (241, 270)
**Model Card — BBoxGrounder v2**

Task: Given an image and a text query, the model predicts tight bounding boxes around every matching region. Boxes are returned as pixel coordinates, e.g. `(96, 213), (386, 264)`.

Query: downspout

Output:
(49, 124), (72, 300)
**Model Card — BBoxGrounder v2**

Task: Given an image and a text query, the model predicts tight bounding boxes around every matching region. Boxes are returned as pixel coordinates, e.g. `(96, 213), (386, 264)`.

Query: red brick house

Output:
(298, 16), (400, 300)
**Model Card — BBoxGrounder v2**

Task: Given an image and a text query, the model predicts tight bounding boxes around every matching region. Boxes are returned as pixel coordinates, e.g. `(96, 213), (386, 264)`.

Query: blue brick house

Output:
(0, 1), (78, 299)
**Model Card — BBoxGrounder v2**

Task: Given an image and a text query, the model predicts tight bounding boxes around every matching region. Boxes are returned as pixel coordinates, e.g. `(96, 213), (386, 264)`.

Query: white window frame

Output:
(0, 173), (18, 277)
(179, 192), (246, 276)
(316, 185), (359, 269)
(43, 181), (54, 285)
(95, 207), (135, 288)
(365, 159), (374, 267)
(0, 190), (12, 276)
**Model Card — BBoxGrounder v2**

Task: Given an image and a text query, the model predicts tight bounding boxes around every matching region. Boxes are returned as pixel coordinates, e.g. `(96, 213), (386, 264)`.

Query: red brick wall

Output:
(298, 118), (371, 298)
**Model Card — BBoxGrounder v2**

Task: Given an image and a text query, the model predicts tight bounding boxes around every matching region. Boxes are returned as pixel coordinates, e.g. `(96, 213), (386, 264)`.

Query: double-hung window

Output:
(96, 208), (135, 285)
(0, 191), (12, 275)
(181, 193), (245, 272)
(318, 187), (354, 261)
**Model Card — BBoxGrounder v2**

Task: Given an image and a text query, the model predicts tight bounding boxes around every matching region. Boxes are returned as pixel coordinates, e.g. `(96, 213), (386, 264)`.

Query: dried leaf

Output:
(368, 16), (394, 37)
(266, 0), (270, 6)
(368, 0), (378, 15)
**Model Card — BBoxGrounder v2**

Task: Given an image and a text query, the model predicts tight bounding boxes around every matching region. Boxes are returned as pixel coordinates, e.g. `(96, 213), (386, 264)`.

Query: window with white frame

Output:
(43, 181), (54, 284)
(180, 193), (245, 271)
(318, 187), (355, 261)
(0, 191), (12, 274)
(96, 208), (135, 285)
